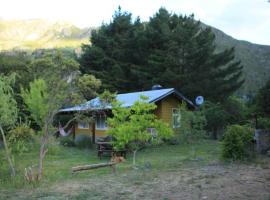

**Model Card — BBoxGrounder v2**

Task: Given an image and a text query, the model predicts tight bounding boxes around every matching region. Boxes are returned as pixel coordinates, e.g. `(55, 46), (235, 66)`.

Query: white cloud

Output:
(0, 0), (269, 44)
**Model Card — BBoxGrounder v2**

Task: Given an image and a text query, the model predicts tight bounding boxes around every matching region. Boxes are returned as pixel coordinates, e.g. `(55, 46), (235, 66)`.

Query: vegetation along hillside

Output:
(0, 18), (269, 96)
(212, 27), (270, 97)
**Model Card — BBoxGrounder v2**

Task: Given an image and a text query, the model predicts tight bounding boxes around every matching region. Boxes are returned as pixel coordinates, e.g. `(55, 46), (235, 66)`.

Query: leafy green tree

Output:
(21, 79), (49, 127)
(77, 74), (101, 100)
(0, 51), (31, 89)
(254, 79), (270, 117)
(0, 51), (32, 120)
(107, 96), (173, 166)
(223, 96), (248, 124)
(21, 53), (86, 180)
(21, 78), (60, 180)
(0, 74), (17, 177)
(177, 103), (207, 144)
(201, 101), (227, 139)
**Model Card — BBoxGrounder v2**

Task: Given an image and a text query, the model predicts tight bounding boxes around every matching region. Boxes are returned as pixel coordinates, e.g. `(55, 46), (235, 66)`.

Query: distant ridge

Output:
(0, 19), (269, 96)
(211, 27), (270, 96)
(0, 19), (93, 50)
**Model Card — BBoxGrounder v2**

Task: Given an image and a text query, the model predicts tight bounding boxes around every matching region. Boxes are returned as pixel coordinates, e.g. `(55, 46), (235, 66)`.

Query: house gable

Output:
(60, 88), (193, 141)
(59, 88), (194, 113)
(154, 93), (182, 126)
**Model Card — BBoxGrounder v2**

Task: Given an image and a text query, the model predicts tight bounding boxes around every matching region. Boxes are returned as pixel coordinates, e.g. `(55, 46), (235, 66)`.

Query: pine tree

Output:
(80, 7), (146, 92)
(144, 8), (244, 102)
(80, 7), (244, 102)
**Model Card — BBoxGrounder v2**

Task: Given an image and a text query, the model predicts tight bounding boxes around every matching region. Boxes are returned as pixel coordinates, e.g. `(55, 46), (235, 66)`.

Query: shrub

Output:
(201, 101), (227, 139)
(223, 96), (249, 125)
(74, 135), (92, 149)
(256, 117), (270, 130)
(176, 103), (207, 144)
(59, 137), (76, 147)
(254, 79), (270, 117)
(222, 124), (254, 160)
(167, 137), (180, 145)
(47, 137), (62, 156)
(7, 123), (35, 154)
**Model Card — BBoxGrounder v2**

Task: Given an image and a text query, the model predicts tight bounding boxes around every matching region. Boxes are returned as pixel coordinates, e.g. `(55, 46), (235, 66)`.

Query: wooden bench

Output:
(96, 142), (126, 159)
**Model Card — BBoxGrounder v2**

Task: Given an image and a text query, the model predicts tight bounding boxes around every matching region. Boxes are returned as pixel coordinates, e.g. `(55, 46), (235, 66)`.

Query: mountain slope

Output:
(0, 19), (91, 50)
(212, 27), (270, 96)
(0, 19), (269, 96)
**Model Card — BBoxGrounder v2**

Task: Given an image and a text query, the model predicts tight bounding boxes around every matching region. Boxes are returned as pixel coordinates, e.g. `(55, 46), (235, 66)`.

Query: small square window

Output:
(78, 122), (89, 129)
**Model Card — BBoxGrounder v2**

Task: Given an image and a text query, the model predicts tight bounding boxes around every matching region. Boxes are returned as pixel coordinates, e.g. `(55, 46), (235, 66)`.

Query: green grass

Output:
(1, 140), (269, 200)
(0, 139), (221, 190)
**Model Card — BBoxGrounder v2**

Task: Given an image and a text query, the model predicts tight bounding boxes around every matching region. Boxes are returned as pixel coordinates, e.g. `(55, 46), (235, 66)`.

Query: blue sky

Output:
(0, 0), (270, 45)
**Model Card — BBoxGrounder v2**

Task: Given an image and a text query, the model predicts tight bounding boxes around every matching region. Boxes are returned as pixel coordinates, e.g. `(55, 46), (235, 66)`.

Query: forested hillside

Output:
(212, 27), (270, 97)
(0, 18), (269, 96)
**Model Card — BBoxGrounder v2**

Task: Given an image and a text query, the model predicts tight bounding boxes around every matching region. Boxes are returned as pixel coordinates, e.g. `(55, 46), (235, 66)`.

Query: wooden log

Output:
(72, 162), (116, 173)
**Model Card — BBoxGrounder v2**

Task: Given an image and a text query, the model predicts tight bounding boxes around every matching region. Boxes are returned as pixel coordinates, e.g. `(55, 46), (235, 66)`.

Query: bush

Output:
(74, 135), (92, 149)
(167, 137), (180, 145)
(176, 103), (207, 144)
(223, 96), (249, 125)
(254, 79), (270, 117)
(59, 137), (75, 147)
(201, 101), (227, 139)
(222, 125), (254, 160)
(7, 123), (35, 154)
(257, 117), (270, 130)
(47, 136), (62, 155)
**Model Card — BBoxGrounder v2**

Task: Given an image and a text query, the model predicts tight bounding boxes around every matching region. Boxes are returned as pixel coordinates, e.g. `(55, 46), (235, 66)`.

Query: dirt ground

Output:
(3, 160), (270, 200)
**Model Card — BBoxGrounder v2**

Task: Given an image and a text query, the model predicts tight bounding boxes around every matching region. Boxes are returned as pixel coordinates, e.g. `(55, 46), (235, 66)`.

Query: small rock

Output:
(202, 196), (208, 199)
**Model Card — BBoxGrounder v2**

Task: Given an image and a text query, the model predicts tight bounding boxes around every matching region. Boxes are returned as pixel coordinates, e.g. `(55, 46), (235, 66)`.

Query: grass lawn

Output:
(0, 140), (270, 200)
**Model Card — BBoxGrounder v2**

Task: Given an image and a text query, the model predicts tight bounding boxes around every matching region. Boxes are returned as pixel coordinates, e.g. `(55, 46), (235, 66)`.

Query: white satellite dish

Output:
(195, 96), (204, 106)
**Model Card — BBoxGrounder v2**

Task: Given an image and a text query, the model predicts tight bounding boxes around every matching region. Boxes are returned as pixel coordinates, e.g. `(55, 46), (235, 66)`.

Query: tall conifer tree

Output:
(80, 7), (244, 102)
(80, 7), (145, 92)
(144, 8), (244, 102)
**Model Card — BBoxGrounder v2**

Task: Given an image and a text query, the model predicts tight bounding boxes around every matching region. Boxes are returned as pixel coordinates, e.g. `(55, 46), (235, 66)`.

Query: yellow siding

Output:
(74, 94), (181, 138)
(75, 123), (108, 138)
(154, 95), (181, 127)
(154, 101), (162, 119)
(95, 129), (107, 137)
(75, 123), (92, 137)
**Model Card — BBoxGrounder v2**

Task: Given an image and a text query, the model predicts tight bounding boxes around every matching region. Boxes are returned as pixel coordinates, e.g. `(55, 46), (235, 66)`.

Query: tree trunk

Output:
(36, 113), (72, 180)
(37, 124), (49, 181)
(72, 162), (116, 173)
(0, 125), (15, 177)
(133, 149), (138, 166)
(212, 127), (218, 140)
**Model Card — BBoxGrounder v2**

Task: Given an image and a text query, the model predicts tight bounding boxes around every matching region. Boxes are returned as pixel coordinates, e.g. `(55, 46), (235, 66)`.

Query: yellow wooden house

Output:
(59, 87), (194, 142)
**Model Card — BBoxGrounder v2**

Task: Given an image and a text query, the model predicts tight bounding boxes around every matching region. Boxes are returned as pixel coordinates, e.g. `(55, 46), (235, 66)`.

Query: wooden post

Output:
(92, 123), (96, 144)
(72, 124), (75, 140)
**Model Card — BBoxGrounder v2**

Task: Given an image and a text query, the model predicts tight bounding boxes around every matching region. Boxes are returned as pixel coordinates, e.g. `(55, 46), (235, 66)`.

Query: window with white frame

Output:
(96, 114), (108, 130)
(172, 108), (181, 128)
(78, 122), (89, 129)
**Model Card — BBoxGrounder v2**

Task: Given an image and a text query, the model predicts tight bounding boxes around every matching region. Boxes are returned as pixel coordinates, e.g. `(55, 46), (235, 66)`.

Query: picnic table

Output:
(96, 141), (126, 159)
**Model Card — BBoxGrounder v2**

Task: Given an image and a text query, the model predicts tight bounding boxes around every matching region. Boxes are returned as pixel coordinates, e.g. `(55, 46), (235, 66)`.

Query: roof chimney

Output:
(151, 84), (163, 90)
